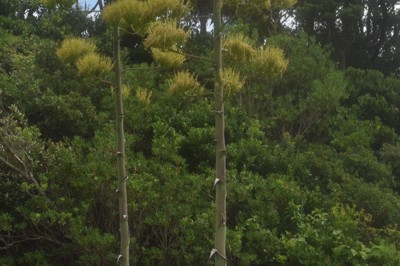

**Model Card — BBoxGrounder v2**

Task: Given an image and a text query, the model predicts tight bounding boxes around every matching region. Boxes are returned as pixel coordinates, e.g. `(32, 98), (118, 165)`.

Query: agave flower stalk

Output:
(114, 26), (130, 266)
(213, 0), (227, 265)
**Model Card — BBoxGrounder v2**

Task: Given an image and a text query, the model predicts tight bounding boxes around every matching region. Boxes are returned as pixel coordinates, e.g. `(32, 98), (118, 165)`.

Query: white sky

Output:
(78, 0), (97, 9)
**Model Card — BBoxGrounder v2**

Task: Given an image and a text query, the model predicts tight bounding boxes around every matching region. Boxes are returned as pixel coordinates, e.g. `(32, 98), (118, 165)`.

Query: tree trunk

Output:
(98, 0), (104, 10)
(114, 26), (130, 266)
(213, 0), (227, 265)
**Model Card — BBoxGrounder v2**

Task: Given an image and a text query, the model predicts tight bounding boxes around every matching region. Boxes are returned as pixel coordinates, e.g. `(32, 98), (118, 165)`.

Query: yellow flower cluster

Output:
(220, 68), (244, 96)
(151, 48), (185, 68)
(102, 0), (188, 31)
(110, 84), (131, 98)
(103, 0), (189, 70)
(146, 0), (189, 21)
(168, 71), (203, 96)
(56, 38), (96, 64)
(136, 87), (152, 105)
(102, 0), (149, 32)
(57, 38), (113, 77)
(252, 47), (288, 78)
(223, 34), (288, 78)
(76, 53), (113, 77)
(223, 34), (254, 64)
(144, 21), (188, 50)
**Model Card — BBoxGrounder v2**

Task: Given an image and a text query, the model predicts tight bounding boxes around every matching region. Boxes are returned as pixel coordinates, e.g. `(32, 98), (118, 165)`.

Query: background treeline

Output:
(1, 0), (400, 265)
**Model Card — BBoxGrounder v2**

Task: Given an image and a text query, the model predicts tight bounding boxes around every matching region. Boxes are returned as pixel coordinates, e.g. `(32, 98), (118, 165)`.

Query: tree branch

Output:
(122, 66), (161, 73)
(0, 157), (26, 178)
(160, 49), (213, 63)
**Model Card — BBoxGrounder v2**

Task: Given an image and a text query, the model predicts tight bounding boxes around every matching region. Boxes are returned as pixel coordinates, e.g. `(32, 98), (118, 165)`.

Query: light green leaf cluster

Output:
(76, 53), (113, 77)
(221, 68), (244, 96)
(56, 38), (97, 64)
(151, 48), (185, 68)
(144, 21), (188, 50)
(168, 71), (203, 96)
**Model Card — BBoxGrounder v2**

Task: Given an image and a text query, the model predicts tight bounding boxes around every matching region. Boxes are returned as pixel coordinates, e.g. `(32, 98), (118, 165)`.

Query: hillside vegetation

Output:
(1, 0), (400, 265)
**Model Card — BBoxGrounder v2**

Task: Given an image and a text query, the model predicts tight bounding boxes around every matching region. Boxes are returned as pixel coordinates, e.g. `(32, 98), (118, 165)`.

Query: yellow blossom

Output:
(144, 20), (188, 50)
(223, 34), (255, 64)
(221, 68), (244, 96)
(76, 53), (113, 77)
(251, 47), (288, 78)
(102, 0), (189, 32)
(56, 38), (97, 64)
(110, 84), (131, 98)
(136, 87), (152, 105)
(151, 48), (185, 68)
(168, 71), (203, 96)
(146, 0), (189, 20)
(103, 0), (149, 31)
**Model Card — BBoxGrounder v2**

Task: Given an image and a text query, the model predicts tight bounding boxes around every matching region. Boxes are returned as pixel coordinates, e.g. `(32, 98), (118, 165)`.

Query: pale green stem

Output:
(214, 0), (227, 265)
(114, 26), (130, 266)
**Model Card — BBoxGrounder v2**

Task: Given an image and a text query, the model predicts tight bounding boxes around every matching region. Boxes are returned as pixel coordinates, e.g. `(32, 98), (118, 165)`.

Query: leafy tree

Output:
(296, 0), (400, 74)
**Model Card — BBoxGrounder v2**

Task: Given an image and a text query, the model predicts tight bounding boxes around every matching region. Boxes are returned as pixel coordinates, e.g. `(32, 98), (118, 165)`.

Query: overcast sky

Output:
(78, 0), (97, 9)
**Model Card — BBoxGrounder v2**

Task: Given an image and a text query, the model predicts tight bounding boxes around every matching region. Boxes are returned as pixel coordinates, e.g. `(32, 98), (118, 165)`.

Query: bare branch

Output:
(0, 157), (26, 178)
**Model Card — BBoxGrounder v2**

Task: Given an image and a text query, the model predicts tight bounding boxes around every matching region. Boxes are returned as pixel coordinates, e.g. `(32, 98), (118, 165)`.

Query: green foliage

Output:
(344, 68), (400, 133)
(29, 91), (98, 140)
(278, 204), (370, 265)
(41, 0), (75, 10)
(331, 177), (400, 228)
(0, 16), (32, 35)
(0, 0), (18, 16)
(236, 33), (346, 142)
(380, 142), (400, 189)
(276, 203), (400, 265)
(295, 0), (400, 74)
(3, 1), (400, 265)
